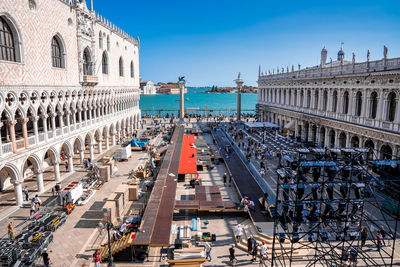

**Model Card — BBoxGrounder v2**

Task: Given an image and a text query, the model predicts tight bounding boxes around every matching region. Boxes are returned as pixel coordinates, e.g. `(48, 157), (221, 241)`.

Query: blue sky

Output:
(93, 0), (400, 86)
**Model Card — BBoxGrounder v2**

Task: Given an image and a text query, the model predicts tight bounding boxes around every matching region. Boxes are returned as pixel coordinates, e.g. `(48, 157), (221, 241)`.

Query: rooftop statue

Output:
(352, 53), (355, 64)
(384, 45), (388, 59)
(367, 50), (370, 61)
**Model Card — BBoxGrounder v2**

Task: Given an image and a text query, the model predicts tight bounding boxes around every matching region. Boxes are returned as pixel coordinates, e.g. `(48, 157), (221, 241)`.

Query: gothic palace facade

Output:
(0, 0), (140, 205)
(257, 47), (400, 160)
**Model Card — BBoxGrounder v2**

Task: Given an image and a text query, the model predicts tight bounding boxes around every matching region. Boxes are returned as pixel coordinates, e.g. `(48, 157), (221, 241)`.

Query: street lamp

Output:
(97, 208), (117, 267)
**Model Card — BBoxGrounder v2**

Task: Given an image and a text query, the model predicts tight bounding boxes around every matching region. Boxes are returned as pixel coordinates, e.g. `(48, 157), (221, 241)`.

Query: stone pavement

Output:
(47, 149), (150, 267)
(0, 143), (121, 238)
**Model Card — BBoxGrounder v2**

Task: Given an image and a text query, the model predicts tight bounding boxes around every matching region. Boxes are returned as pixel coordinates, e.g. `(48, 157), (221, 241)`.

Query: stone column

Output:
(338, 90), (344, 114)
(334, 131), (339, 148)
(65, 111), (70, 133)
(324, 128), (330, 148)
(8, 120), (17, 153)
(32, 116), (39, 144)
(19, 118), (29, 148)
(111, 133), (116, 146)
(58, 112), (64, 129)
(89, 144), (95, 160)
(308, 125), (313, 142)
(361, 91), (368, 118)
(395, 97), (400, 124)
(315, 126), (321, 146)
(54, 162), (61, 181)
(14, 182), (23, 206)
(235, 74), (243, 121)
(345, 133), (351, 148)
(377, 91), (384, 120)
(51, 114), (56, 131)
(98, 139), (103, 154)
(327, 90), (332, 112)
(349, 90), (355, 116)
(374, 141), (380, 160)
(68, 156), (74, 173)
(365, 96), (371, 119)
(79, 150), (85, 164)
(359, 136), (364, 149)
(84, 110), (88, 123)
(78, 109), (82, 124)
(105, 135), (110, 150)
(36, 169), (44, 193)
(294, 120), (298, 139)
(41, 115), (48, 141)
(393, 145), (398, 159)
(0, 122), (3, 155)
(72, 111), (77, 130)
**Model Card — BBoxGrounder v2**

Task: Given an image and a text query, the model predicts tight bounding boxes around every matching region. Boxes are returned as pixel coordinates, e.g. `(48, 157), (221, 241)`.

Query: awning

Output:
(284, 120), (295, 131)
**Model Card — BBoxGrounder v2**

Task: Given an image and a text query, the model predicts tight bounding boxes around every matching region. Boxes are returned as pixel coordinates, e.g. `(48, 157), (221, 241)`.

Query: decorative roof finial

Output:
(384, 45), (388, 59)
(367, 50), (370, 61)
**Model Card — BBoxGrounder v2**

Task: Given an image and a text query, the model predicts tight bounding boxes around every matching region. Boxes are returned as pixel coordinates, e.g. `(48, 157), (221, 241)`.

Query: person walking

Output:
(350, 247), (358, 267)
(252, 239), (259, 262)
(23, 187), (29, 201)
(93, 249), (101, 267)
(360, 227), (368, 247)
(379, 225), (387, 246)
(376, 231), (383, 252)
(55, 183), (61, 196)
(223, 173), (227, 186)
(65, 161), (69, 171)
(235, 224), (243, 243)
(30, 201), (36, 216)
(205, 241), (212, 261)
(260, 240), (268, 264)
(7, 222), (15, 241)
(41, 248), (50, 267)
(247, 235), (253, 256)
(229, 244), (236, 266)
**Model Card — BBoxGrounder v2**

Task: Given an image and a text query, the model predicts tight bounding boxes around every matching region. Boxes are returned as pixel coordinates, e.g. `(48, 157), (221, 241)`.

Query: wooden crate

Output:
(128, 186), (139, 201)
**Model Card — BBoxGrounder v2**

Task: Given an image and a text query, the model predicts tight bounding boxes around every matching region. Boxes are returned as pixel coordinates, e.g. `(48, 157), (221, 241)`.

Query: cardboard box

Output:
(115, 184), (129, 210)
(99, 166), (110, 182)
(129, 186), (139, 201)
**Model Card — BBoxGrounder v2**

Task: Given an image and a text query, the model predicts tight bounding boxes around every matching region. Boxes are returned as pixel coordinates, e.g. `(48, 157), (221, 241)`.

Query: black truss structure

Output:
(271, 147), (400, 267)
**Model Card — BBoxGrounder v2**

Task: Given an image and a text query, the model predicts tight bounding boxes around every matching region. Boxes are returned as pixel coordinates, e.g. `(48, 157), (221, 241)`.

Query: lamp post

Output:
(97, 208), (118, 267)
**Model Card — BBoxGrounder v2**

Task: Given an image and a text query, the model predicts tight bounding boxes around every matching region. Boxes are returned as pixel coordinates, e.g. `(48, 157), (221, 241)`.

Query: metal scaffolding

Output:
(271, 147), (400, 267)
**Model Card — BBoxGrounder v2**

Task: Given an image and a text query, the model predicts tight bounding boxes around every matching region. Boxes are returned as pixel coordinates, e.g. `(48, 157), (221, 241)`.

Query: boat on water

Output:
(185, 98), (189, 100)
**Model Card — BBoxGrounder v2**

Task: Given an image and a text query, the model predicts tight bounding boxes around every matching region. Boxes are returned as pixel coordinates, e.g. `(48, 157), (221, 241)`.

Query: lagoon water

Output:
(140, 87), (257, 116)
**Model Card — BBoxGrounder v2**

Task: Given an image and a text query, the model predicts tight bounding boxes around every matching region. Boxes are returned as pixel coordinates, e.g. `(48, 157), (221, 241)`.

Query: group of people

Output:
(229, 224), (269, 266)
(239, 196), (255, 215)
(23, 186), (42, 216)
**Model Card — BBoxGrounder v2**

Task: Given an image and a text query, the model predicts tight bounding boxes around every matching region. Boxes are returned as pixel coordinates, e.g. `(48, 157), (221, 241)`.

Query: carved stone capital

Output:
(7, 120), (17, 126)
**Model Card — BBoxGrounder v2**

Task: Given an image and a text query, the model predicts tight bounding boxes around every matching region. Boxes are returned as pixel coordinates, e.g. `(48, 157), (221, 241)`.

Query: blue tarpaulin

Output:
(131, 139), (149, 147)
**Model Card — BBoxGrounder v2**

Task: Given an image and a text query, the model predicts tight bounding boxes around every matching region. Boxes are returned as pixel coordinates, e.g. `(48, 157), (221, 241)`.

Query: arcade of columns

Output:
(0, 87), (140, 206)
(257, 73), (400, 160)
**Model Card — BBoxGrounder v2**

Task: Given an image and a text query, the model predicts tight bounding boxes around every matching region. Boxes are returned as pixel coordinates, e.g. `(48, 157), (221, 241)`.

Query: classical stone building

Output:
(0, 0), (140, 205)
(257, 46), (400, 160)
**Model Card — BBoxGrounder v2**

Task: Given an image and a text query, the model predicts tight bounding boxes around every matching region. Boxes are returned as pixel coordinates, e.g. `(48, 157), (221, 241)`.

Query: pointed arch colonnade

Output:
(0, 87), (141, 206)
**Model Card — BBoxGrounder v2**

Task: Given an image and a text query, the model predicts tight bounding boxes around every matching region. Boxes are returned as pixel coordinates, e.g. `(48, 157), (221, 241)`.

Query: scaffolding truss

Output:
(271, 147), (400, 267)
